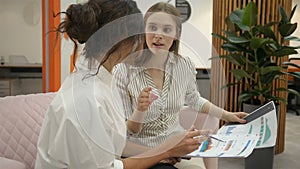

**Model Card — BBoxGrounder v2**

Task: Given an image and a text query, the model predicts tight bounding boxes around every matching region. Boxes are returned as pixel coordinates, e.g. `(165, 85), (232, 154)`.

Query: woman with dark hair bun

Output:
(35, 0), (205, 169)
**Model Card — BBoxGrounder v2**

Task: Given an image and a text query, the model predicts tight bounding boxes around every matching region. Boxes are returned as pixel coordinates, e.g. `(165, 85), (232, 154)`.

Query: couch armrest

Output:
(0, 157), (26, 169)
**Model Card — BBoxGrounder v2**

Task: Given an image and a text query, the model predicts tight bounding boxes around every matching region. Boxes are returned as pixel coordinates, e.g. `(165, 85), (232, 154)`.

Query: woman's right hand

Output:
(136, 87), (152, 112)
(163, 127), (209, 158)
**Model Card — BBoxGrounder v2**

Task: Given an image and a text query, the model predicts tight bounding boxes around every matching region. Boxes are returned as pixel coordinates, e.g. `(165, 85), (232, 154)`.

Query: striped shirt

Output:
(112, 53), (208, 147)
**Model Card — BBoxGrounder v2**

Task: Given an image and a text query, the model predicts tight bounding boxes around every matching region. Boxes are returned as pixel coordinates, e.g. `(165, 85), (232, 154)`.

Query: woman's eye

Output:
(163, 27), (172, 34)
(148, 25), (157, 32)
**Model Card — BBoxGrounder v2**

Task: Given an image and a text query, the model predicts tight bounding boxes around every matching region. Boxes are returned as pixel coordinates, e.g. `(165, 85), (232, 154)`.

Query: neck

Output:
(102, 51), (121, 73)
(147, 52), (168, 70)
(102, 63), (112, 73)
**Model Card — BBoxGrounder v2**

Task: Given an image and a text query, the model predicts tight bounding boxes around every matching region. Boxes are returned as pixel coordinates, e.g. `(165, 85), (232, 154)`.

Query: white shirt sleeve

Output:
(114, 159), (124, 169)
(184, 57), (209, 111)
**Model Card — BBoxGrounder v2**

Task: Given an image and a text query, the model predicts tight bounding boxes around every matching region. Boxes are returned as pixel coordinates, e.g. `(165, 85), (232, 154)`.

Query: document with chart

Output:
(187, 101), (277, 158)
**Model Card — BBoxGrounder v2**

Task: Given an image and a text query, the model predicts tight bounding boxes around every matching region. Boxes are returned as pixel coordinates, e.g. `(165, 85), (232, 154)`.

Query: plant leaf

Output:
(287, 72), (300, 79)
(282, 61), (300, 69)
(238, 93), (255, 108)
(230, 69), (253, 81)
(265, 21), (279, 27)
(250, 38), (273, 49)
(223, 30), (237, 36)
(272, 48), (298, 57)
(284, 36), (300, 41)
(222, 82), (240, 89)
(242, 1), (257, 27)
(228, 36), (249, 44)
(279, 6), (288, 24)
(272, 96), (288, 105)
(247, 63), (257, 74)
(287, 88), (300, 97)
(285, 45), (300, 49)
(229, 9), (250, 31)
(279, 23), (297, 37)
(261, 72), (282, 84)
(256, 25), (277, 41)
(211, 33), (228, 41)
(289, 5), (298, 22)
(219, 54), (246, 66)
(269, 43), (279, 50)
(261, 66), (283, 75)
(225, 16), (236, 32)
(275, 88), (300, 99)
(221, 43), (245, 52)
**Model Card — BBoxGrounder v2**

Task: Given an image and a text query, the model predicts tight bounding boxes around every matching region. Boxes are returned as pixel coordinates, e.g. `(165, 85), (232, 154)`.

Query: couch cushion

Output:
(0, 157), (26, 169)
(0, 93), (56, 169)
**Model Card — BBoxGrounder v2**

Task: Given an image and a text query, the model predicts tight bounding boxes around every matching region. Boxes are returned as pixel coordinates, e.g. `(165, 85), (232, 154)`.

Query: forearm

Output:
(122, 137), (174, 168)
(127, 110), (146, 133)
(200, 102), (226, 120)
(127, 120), (143, 133)
(200, 102), (246, 123)
(122, 140), (150, 157)
(122, 128), (202, 169)
(122, 147), (170, 169)
(122, 154), (168, 169)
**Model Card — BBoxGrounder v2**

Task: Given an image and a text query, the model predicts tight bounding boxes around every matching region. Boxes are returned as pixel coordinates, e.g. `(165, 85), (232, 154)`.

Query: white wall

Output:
(0, 0), (214, 70)
(291, 0), (300, 58)
(60, 0), (78, 82)
(1, 0), (298, 81)
(0, 0), (42, 63)
(180, 0), (212, 69)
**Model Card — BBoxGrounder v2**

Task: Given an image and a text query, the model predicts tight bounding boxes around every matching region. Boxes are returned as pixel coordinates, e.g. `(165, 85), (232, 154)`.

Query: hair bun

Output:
(65, 3), (101, 43)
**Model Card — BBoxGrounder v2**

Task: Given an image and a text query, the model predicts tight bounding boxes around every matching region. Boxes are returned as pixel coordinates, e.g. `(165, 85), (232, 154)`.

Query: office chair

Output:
(287, 58), (300, 116)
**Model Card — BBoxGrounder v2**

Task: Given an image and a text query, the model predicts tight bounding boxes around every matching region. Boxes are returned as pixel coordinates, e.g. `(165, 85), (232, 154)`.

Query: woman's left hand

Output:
(222, 111), (248, 124)
(160, 157), (181, 165)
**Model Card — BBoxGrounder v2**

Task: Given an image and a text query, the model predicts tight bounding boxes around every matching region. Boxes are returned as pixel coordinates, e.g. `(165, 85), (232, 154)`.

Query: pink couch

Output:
(0, 93), (56, 169)
(0, 93), (216, 169)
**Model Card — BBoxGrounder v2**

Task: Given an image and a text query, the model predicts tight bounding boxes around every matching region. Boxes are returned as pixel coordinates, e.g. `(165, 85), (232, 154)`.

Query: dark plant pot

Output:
(242, 103), (279, 169)
(245, 147), (275, 169)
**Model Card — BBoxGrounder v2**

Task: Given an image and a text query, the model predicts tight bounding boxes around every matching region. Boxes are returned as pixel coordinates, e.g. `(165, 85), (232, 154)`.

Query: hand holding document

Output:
(186, 101), (278, 158)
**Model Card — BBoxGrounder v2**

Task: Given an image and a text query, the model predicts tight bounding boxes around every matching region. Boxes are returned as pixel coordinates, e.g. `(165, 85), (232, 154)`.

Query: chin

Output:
(150, 48), (169, 56)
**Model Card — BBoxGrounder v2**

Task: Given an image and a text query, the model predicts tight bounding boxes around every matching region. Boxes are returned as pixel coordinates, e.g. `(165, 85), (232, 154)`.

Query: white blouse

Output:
(35, 56), (126, 169)
(113, 53), (209, 147)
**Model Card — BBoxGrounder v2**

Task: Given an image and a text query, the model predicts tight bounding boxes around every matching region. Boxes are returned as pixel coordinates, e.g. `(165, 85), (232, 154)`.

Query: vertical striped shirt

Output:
(112, 53), (208, 147)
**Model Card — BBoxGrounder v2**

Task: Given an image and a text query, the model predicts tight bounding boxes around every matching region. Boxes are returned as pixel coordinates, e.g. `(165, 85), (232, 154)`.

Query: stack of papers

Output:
(186, 101), (278, 158)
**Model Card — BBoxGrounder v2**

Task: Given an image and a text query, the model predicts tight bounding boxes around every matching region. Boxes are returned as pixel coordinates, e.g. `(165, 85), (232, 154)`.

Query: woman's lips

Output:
(152, 42), (164, 48)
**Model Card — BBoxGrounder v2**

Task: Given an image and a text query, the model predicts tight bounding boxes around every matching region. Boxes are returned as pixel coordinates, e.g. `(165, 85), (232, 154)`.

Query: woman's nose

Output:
(154, 33), (163, 39)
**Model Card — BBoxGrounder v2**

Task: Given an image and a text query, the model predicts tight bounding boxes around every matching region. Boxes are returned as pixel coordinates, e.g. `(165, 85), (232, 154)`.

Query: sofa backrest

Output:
(0, 93), (56, 169)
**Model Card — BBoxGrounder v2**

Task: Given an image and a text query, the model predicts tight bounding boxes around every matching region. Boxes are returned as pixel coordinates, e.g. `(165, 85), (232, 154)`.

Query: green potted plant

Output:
(212, 2), (300, 110)
(212, 2), (300, 169)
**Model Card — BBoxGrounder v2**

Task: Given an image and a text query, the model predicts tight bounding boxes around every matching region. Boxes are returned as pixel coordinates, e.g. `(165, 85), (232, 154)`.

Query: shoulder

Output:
(112, 63), (130, 83)
(114, 63), (128, 72)
(176, 55), (197, 73)
(179, 55), (195, 67)
(113, 63), (145, 79)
